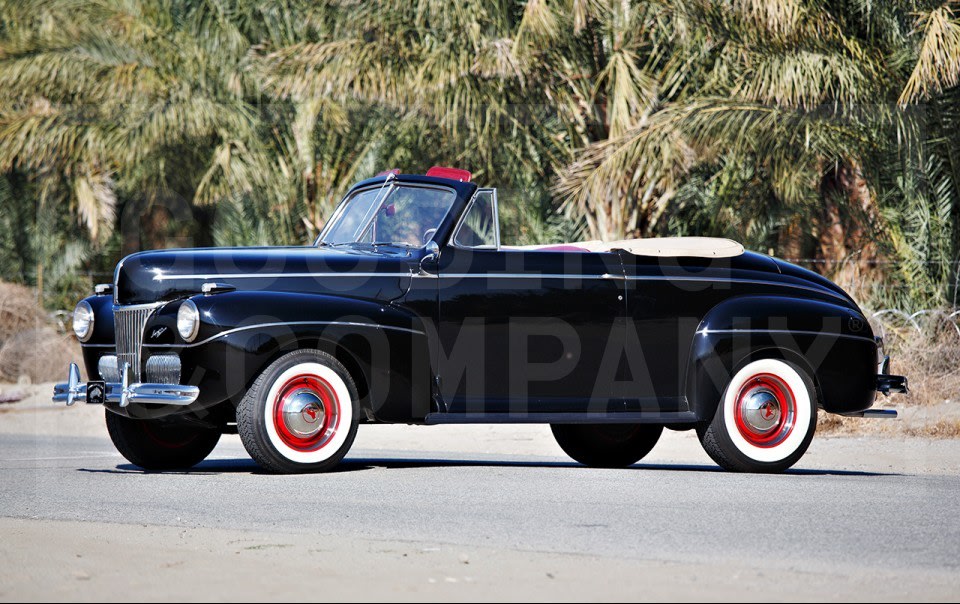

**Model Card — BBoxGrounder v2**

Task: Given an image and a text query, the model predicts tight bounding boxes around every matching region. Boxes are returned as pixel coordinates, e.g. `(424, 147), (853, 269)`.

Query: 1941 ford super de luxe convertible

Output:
(55, 167), (908, 474)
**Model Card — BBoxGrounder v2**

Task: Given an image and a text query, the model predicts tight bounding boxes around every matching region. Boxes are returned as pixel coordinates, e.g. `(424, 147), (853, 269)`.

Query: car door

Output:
(618, 252), (732, 413)
(436, 189), (626, 417)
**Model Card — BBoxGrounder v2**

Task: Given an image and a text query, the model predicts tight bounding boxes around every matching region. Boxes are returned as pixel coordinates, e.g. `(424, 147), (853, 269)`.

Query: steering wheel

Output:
(421, 228), (437, 245)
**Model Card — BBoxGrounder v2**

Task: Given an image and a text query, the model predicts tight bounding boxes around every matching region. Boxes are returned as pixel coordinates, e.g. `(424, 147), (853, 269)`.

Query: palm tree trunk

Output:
(818, 160), (880, 298)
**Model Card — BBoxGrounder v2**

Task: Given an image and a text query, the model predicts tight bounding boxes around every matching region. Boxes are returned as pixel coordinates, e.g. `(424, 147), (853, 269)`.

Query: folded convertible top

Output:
(504, 236), (745, 258)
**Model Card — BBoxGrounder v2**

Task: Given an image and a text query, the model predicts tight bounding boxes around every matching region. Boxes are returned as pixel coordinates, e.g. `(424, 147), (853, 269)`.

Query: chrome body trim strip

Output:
(143, 320), (425, 349)
(696, 328), (876, 344)
(148, 269), (844, 302)
(153, 272), (412, 281)
(113, 301), (169, 310)
(434, 273), (612, 280)
(428, 272), (845, 300)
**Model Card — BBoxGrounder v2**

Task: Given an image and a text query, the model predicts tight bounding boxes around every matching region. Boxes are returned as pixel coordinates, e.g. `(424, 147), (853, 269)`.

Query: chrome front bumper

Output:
(52, 363), (199, 407)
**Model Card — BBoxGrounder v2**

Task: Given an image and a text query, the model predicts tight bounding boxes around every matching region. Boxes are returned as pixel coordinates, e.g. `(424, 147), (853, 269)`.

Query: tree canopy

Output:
(1, 0), (959, 310)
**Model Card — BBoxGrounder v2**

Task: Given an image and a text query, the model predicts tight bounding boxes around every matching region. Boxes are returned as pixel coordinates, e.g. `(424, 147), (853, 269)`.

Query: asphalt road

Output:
(1, 428), (959, 600)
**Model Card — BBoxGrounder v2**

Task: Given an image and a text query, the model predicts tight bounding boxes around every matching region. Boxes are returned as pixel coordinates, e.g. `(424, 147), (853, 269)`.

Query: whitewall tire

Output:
(238, 349), (359, 473)
(697, 358), (817, 473)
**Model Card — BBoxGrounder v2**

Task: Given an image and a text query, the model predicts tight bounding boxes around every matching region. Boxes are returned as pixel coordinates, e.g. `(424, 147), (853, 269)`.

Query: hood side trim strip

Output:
(152, 272), (411, 281)
(144, 320), (424, 348)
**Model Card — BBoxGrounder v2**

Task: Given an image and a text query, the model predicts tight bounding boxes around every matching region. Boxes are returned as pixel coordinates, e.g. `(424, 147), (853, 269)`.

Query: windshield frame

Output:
(315, 181), (459, 249)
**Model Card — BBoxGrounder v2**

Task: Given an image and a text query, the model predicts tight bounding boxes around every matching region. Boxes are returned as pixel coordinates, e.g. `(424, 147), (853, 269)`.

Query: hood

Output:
(114, 246), (416, 305)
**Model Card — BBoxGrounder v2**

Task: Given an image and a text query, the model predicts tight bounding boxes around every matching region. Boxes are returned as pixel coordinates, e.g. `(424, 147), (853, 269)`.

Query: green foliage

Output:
(212, 194), (300, 248)
(0, 172), (96, 309)
(1, 0), (960, 310)
(876, 155), (958, 311)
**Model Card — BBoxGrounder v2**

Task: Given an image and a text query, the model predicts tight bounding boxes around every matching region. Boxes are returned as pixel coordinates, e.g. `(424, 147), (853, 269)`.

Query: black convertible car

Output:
(55, 167), (907, 473)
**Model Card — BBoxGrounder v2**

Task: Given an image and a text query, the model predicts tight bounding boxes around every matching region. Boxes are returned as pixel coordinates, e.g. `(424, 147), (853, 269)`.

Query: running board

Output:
(424, 411), (699, 425)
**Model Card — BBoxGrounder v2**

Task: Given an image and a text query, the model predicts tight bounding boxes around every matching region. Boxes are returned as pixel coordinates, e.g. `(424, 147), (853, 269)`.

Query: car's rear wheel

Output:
(697, 358), (817, 473)
(105, 410), (221, 470)
(237, 349), (359, 474)
(551, 424), (663, 468)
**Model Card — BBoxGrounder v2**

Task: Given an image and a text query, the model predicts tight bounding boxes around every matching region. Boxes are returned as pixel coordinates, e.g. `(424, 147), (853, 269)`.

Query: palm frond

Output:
(900, 4), (960, 105)
(73, 169), (116, 240)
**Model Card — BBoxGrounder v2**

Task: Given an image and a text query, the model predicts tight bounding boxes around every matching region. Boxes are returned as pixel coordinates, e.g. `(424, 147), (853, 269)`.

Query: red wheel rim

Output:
(733, 373), (796, 448)
(272, 374), (340, 452)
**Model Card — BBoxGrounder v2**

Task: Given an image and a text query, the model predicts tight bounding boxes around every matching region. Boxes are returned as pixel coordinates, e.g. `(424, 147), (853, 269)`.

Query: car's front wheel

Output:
(697, 358), (817, 473)
(237, 349), (359, 473)
(105, 411), (221, 470)
(551, 424), (663, 468)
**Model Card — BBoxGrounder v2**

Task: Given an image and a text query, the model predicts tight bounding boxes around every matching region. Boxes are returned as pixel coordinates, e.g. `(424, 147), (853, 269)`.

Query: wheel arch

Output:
(685, 294), (876, 420)
(250, 334), (374, 420)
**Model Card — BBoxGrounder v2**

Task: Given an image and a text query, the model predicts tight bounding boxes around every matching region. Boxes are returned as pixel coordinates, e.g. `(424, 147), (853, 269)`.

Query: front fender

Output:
(76, 294), (115, 379)
(686, 295), (878, 419)
(142, 291), (433, 422)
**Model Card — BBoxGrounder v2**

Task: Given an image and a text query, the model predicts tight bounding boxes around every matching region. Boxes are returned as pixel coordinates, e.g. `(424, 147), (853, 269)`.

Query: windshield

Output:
(319, 184), (457, 247)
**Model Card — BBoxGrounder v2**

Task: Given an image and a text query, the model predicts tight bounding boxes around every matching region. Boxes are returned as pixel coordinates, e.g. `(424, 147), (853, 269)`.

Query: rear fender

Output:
(686, 295), (877, 420)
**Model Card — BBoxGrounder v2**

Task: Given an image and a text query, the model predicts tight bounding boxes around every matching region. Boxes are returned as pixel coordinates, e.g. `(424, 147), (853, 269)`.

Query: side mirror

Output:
(420, 241), (440, 276)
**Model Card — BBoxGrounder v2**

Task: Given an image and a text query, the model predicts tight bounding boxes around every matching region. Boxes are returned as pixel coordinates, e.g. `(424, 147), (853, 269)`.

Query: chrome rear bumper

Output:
(838, 354), (906, 418)
(877, 373), (908, 395)
(52, 363), (199, 407)
(876, 354), (908, 395)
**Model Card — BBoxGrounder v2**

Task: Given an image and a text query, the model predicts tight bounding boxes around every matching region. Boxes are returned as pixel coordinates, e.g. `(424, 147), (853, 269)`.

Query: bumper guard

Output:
(876, 355), (908, 395)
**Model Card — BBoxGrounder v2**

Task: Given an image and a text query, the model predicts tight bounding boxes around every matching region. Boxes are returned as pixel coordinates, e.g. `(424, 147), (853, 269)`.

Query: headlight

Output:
(177, 300), (200, 342)
(72, 300), (95, 342)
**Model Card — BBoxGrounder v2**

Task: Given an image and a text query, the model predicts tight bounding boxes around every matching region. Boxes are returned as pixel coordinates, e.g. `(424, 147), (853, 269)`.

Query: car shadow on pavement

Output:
(78, 458), (894, 477)
(346, 459), (893, 476)
(79, 459), (374, 475)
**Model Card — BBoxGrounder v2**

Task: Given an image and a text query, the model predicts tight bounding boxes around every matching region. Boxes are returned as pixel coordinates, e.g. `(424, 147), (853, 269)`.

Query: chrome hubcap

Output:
(740, 389), (781, 433)
(281, 388), (326, 438)
(734, 373), (796, 448)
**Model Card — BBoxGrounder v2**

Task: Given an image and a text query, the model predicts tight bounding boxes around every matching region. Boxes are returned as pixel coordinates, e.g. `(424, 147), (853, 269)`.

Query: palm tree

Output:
(2, 0), (960, 310)
(0, 1), (324, 239)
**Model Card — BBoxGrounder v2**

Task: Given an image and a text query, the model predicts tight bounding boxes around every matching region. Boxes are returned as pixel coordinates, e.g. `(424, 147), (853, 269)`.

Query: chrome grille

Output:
(114, 303), (162, 382)
(145, 354), (181, 385)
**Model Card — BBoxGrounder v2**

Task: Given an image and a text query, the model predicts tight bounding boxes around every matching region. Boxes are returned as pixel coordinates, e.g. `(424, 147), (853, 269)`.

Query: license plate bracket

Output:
(86, 381), (106, 405)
